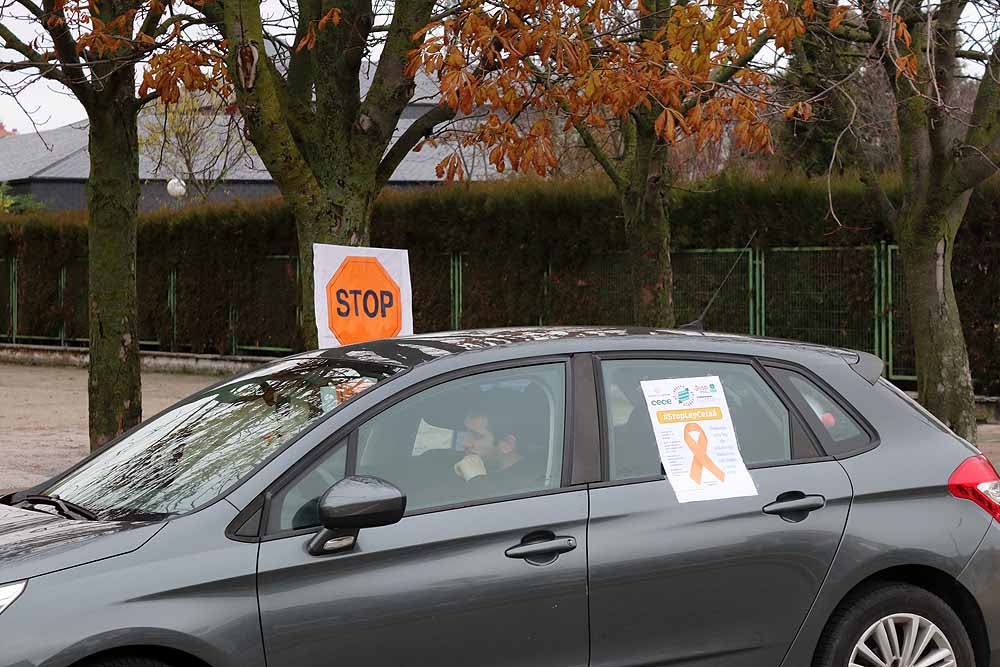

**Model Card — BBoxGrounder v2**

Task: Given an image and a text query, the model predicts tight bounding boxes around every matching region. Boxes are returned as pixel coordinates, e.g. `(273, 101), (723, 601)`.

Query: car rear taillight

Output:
(949, 455), (1000, 521)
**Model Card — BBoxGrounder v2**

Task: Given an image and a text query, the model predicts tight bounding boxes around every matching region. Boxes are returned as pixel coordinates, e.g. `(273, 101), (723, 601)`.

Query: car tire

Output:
(814, 582), (976, 667)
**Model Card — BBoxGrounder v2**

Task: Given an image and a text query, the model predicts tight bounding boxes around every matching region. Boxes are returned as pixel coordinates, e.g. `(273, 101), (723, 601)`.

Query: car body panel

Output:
(0, 505), (164, 583)
(780, 366), (991, 666)
(588, 460), (852, 667)
(0, 501), (265, 667)
(257, 490), (590, 667)
(959, 519), (1000, 665)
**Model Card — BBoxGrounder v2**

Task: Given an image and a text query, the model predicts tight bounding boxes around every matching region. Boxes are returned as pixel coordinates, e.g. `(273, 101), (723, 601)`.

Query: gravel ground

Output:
(0, 363), (998, 491)
(0, 363), (214, 491)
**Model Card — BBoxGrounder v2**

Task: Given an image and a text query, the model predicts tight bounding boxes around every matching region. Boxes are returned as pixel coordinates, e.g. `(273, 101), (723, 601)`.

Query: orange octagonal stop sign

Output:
(326, 257), (402, 344)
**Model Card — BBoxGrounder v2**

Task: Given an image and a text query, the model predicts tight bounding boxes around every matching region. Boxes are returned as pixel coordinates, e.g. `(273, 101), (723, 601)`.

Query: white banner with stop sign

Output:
(312, 244), (413, 348)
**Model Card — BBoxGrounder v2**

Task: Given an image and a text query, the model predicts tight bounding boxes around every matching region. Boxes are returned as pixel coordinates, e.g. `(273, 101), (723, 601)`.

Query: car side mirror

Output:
(307, 476), (406, 556)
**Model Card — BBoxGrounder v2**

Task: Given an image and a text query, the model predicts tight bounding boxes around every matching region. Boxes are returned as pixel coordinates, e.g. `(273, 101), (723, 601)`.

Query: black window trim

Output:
(254, 355), (580, 542)
(570, 353), (602, 485)
(591, 350), (834, 487)
(762, 360), (880, 459)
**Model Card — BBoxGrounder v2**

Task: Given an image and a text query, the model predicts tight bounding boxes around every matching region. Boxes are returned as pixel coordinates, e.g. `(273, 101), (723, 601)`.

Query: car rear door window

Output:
(600, 359), (820, 481)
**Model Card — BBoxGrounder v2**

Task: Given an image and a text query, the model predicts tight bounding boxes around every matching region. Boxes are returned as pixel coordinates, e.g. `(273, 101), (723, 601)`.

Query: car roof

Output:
(310, 327), (883, 383)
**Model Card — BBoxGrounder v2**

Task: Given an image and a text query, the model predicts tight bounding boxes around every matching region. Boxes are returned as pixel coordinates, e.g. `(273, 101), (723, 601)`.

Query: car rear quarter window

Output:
(768, 367), (872, 456)
(875, 377), (952, 435)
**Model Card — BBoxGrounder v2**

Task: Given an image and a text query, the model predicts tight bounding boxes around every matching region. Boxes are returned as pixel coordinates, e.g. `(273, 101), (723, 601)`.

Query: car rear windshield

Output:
(43, 354), (404, 520)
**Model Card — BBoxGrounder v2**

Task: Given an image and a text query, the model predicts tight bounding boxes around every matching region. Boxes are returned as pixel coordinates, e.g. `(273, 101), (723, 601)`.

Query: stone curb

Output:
(0, 344), (271, 376)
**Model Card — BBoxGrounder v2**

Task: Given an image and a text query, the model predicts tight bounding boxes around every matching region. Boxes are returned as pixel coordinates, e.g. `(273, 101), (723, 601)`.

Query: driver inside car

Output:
(452, 404), (544, 496)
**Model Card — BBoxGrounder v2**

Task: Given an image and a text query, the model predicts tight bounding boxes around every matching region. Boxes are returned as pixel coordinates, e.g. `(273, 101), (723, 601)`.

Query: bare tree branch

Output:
(574, 119), (628, 190)
(375, 103), (455, 189)
(951, 36), (1000, 191)
(358, 1), (437, 156)
(0, 21), (71, 86)
(13, 0), (43, 19)
(682, 30), (774, 113)
(956, 49), (991, 62)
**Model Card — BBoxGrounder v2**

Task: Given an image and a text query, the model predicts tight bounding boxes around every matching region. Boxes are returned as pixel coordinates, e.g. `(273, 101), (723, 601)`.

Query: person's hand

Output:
(454, 454), (488, 481)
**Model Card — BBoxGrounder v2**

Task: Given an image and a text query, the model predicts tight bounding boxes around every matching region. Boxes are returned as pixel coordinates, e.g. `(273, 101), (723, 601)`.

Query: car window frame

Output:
(591, 351), (831, 488)
(254, 356), (579, 542)
(763, 361), (879, 459)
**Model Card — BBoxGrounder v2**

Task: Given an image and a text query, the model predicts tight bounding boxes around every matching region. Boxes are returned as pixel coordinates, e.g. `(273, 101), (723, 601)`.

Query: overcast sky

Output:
(0, 78), (85, 133)
(1, 3), (994, 137)
(0, 0), (296, 134)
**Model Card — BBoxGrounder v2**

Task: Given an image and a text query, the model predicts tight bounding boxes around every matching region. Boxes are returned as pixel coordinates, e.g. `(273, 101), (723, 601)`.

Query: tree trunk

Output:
(622, 115), (675, 328)
(292, 183), (376, 349)
(897, 192), (977, 442)
(622, 182), (675, 328)
(86, 87), (142, 451)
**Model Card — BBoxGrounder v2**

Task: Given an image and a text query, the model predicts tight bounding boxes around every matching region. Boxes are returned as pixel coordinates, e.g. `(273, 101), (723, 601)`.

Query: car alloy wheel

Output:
(850, 612), (956, 667)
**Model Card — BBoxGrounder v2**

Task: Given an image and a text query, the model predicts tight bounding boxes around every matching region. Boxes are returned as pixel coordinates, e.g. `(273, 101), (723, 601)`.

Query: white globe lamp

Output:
(167, 178), (187, 199)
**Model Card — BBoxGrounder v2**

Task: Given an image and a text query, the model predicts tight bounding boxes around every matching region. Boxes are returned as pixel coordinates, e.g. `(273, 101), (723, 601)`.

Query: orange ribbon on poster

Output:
(683, 422), (726, 485)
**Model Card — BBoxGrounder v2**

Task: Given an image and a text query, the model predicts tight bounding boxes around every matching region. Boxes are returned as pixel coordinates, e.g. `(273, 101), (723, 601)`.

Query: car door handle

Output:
(505, 536), (577, 560)
(762, 493), (826, 521)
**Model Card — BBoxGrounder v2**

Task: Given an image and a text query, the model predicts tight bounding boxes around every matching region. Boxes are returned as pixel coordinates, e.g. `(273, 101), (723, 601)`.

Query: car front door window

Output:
(355, 363), (566, 512)
(267, 362), (567, 534)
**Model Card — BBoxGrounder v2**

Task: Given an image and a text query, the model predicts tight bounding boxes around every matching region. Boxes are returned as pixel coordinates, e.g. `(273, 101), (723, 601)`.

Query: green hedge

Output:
(0, 174), (996, 392)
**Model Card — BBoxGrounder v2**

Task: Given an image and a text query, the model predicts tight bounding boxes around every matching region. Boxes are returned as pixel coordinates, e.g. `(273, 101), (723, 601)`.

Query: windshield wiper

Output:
(14, 495), (98, 521)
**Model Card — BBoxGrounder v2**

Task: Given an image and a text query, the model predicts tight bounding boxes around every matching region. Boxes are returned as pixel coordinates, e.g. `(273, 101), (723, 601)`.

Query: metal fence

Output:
(0, 244), (929, 380)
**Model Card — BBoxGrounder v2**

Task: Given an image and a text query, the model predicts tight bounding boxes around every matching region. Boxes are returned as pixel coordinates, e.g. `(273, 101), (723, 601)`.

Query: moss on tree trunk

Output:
(622, 179), (675, 328)
(291, 183), (375, 349)
(85, 87), (141, 451)
(620, 113), (676, 328)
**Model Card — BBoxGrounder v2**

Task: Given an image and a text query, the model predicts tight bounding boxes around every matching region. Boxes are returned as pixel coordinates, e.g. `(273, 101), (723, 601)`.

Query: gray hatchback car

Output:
(2, 327), (999, 667)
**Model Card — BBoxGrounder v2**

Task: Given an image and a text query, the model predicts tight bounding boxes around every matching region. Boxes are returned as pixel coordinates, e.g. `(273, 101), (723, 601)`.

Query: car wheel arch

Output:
(48, 628), (225, 667)
(814, 564), (988, 667)
(68, 645), (213, 667)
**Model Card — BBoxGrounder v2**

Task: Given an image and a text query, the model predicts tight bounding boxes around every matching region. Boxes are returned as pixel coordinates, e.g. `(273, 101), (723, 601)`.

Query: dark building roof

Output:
(0, 70), (496, 190)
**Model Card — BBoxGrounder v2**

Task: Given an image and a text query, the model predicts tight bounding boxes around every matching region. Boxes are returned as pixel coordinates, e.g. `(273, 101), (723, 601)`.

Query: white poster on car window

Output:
(639, 376), (758, 503)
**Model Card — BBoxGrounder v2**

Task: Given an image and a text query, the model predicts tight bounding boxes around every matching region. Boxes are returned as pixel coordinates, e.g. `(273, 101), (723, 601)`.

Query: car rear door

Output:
(588, 354), (856, 667)
(254, 360), (591, 667)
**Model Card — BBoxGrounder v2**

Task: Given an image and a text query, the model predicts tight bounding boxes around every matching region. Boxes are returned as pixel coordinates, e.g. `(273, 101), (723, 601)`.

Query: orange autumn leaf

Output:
(895, 54), (918, 79)
(784, 101), (813, 121)
(895, 17), (912, 49)
(296, 23), (317, 53)
(408, 0), (790, 181)
(829, 5), (849, 29)
(319, 7), (342, 30)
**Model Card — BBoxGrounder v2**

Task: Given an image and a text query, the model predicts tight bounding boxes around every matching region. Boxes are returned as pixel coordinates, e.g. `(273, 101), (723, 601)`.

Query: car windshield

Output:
(42, 355), (403, 521)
